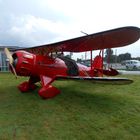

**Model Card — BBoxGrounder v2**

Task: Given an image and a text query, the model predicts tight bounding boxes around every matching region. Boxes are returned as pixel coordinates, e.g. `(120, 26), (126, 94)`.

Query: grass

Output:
(0, 73), (140, 140)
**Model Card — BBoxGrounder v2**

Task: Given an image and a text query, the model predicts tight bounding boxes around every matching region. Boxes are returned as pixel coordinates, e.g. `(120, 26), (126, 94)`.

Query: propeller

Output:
(4, 48), (17, 78)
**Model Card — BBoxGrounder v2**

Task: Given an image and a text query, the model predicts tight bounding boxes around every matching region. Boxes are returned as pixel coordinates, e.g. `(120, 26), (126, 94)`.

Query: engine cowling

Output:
(11, 51), (35, 76)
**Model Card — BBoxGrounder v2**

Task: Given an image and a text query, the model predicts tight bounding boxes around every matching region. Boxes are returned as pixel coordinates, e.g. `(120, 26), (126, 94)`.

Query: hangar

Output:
(0, 46), (20, 71)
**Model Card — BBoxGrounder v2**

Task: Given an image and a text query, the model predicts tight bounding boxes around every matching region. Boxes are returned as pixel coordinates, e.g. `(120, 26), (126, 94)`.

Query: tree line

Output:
(104, 48), (140, 63)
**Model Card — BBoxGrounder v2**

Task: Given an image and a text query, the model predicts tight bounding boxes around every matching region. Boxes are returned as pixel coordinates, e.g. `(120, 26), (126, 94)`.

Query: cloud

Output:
(0, 0), (80, 47)
(0, 0), (140, 57)
(0, 14), (80, 47)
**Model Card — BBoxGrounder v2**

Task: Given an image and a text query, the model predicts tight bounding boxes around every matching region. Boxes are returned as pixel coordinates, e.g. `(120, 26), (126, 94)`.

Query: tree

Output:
(105, 48), (113, 56)
(117, 53), (131, 62)
(104, 48), (116, 63)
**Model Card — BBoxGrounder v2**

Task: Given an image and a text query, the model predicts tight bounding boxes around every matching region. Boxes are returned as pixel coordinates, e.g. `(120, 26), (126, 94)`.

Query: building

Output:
(0, 46), (21, 71)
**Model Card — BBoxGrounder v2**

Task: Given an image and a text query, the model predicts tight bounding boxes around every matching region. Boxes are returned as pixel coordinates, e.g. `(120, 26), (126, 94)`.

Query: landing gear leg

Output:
(38, 75), (61, 99)
(18, 76), (39, 92)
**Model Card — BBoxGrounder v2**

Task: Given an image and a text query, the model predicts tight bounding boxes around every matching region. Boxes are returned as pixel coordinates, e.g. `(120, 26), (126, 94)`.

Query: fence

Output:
(0, 66), (9, 72)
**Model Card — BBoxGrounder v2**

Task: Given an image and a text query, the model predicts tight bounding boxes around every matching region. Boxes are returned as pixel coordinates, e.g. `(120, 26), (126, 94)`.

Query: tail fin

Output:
(92, 55), (119, 76)
(91, 55), (103, 76)
(92, 55), (103, 69)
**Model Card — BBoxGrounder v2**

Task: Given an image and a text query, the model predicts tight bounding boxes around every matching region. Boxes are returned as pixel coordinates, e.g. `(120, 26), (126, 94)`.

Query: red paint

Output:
(18, 81), (37, 92)
(38, 85), (60, 99)
(11, 50), (120, 99)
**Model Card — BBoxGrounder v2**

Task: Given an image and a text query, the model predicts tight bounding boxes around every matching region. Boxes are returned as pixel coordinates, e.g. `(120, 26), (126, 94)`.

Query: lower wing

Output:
(56, 76), (133, 85)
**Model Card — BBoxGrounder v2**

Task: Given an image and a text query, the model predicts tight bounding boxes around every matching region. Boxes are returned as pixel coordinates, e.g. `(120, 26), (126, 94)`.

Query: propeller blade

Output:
(4, 48), (14, 64)
(10, 63), (18, 78)
(4, 48), (17, 78)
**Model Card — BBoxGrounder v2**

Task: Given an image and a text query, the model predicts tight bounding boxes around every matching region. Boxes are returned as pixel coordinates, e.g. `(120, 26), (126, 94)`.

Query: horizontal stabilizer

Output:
(56, 76), (133, 85)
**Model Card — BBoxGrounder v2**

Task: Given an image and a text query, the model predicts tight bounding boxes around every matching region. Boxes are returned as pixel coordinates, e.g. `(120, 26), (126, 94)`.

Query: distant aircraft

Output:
(4, 26), (140, 99)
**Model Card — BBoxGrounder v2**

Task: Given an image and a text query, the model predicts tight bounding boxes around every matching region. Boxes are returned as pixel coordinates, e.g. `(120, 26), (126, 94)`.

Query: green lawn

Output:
(0, 73), (140, 140)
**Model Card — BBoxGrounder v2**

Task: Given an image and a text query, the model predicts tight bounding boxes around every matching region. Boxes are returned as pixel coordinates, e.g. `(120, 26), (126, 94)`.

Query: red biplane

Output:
(4, 26), (140, 99)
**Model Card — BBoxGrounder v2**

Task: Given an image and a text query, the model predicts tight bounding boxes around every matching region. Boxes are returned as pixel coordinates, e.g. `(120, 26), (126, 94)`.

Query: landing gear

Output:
(18, 81), (37, 92)
(18, 76), (39, 92)
(38, 85), (60, 99)
(18, 75), (61, 99)
(38, 75), (61, 99)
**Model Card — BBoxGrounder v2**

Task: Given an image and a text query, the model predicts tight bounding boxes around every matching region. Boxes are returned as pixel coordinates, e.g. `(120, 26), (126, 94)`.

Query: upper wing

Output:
(21, 26), (140, 55)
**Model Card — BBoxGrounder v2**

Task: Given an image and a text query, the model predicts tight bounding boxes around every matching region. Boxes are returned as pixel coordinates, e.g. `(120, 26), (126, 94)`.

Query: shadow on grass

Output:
(53, 83), (130, 115)
(1, 79), (140, 140)
(2, 80), (133, 116)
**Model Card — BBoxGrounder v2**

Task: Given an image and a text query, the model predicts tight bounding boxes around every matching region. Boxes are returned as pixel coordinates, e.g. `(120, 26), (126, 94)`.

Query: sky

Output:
(0, 0), (140, 59)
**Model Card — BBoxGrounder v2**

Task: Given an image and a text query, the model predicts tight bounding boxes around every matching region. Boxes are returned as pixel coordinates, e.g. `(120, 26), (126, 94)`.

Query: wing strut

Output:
(90, 50), (93, 70)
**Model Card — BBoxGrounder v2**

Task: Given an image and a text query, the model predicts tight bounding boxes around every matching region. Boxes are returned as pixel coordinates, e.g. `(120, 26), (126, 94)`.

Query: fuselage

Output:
(11, 50), (92, 78)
